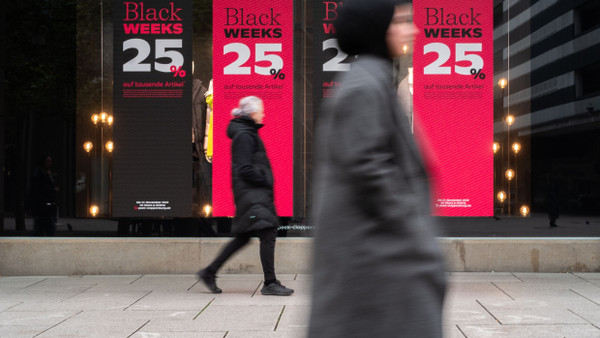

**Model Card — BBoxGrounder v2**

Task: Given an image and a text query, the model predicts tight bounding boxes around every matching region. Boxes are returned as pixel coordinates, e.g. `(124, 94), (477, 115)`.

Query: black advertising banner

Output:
(313, 1), (351, 115)
(113, 0), (192, 217)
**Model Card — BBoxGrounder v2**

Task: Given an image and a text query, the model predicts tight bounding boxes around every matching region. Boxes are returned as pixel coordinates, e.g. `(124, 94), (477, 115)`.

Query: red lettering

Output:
(323, 23), (336, 34)
(169, 2), (183, 21)
(123, 23), (140, 34)
(124, 2), (139, 21)
(173, 23), (183, 34)
(323, 2), (340, 21)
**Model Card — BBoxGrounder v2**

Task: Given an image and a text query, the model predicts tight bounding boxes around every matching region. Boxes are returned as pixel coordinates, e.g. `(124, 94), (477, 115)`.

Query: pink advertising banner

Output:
(413, 0), (494, 216)
(212, 0), (294, 217)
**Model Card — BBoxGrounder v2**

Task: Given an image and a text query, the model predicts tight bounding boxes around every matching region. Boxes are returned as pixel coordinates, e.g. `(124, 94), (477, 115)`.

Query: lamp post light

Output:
(512, 142), (521, 210)
(105, 141), (113, 216)
(512, 142), (521, 154)
(497, 191), (507, 214)
(506, 169), (515, 215)
(203, 204), (212, 217)
(493, 142), (500, 154)
(520, 205), (530, 217)
(83, 141), (93, 154)
(498, 78), (507, 90)
(497, 78), (508, 216)
(89, 205), (99, 217)
(83, 141), (94, 211)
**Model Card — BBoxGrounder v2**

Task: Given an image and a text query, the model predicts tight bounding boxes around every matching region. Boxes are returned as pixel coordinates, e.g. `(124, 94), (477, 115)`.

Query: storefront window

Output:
(2, 0), (599, 237)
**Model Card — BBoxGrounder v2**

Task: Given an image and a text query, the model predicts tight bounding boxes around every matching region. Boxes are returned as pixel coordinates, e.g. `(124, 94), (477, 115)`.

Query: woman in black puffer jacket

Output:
(198, 96), (293, 296)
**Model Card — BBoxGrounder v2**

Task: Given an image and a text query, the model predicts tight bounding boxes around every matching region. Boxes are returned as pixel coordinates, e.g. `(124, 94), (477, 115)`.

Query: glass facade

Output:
(2, 0), (599, 237)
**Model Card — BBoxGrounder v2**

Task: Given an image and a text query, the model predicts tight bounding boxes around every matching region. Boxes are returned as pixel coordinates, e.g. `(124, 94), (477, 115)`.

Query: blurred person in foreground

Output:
(308, 0), (447, 337)
(197, 96), (294, 296)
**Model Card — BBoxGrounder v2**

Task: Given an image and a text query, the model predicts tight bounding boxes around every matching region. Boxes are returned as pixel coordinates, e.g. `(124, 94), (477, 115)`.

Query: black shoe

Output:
(197, 269), (222, 293)
(550, 223), (558, 227)
(261, 280), (294, 296)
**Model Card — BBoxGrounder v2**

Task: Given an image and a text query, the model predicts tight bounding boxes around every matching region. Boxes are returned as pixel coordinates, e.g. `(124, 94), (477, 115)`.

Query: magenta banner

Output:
(212, 0), (294, 217)
(414, 0), (494, 216)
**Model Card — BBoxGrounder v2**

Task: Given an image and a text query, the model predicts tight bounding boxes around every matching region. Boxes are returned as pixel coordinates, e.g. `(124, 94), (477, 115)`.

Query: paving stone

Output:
(127, 292), (215, 311)
(443, 299), (499, 325)
(565, 302), (600, 327)
(0, 277), (47, 294)
(513, 272), (586, 282)
(226, 330), (306, 338)
(444, 325), (468, 338)
(80, 275), (144, 290)
(129, 275), (199, 292)
(192, 305), (283, 331)
(570, 283), (600, 305)
(574, 273), (600, 280)
(275, 305), (310, 332)
(11, 290), (151, 311)
(448, 272), (522, 283)
(446, 282), (513, 302)
(132, 332), (226, 338)
(0, 310), (77, 326)
(458, 324), (600, 337)
(0, 301), (22, 312)
(36, 310), (149, 337)
(476, 300), (587, 324)
(0, 325), (49, 337)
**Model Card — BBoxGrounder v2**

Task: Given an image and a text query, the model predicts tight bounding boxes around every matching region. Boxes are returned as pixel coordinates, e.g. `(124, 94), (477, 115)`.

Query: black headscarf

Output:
(335, 0), (411, 58)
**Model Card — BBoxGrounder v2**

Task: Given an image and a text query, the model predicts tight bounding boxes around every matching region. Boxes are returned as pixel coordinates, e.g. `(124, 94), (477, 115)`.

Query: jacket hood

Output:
(227, 116), (262, 139)
(335, 0), (410, 58)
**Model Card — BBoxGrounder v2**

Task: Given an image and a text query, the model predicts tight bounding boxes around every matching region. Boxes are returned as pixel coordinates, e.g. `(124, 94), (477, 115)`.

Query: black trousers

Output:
(206, 227), (277, 281)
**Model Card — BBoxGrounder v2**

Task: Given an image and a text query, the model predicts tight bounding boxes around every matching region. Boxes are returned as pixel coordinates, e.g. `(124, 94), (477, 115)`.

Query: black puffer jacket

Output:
(227, 116), (278, 234)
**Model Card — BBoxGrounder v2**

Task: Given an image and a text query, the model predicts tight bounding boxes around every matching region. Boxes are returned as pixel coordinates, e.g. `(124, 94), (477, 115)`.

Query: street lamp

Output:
(105, 141), (114, 153)
(91, 114), (100, 125)
(506, 115), (515, 125)
(506, 169), (515, 215)
(100, 112), (108, 124)
(512, 142), (521, 154)
(493, 142), (500, 154)
(498, 78), (507, 89)
(520, 205), (530, 217)
(497, 191), (507, 214)
(90, 205), (99, 217)
(203, 204), (212, 217)
(83, 141), (93, 154)
(497, 191), (507, 203)
(505, 169), (515, 181)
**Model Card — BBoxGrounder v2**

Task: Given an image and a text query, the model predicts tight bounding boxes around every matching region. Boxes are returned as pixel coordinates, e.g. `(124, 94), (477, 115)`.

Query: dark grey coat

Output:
(308, 56), (447, 337)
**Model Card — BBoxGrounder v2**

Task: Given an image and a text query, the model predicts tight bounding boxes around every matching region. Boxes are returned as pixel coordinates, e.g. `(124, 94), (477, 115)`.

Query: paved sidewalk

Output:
(1, 273), (600, 337)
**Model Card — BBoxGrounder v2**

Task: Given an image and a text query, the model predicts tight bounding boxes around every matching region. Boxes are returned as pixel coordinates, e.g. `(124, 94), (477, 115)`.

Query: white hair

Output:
(231, 96), (263, 117)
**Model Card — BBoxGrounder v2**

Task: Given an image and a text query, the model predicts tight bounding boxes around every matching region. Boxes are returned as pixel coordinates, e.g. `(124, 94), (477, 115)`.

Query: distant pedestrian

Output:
(547, 182), (559, 227)
(197, 96), (293, 296)
(27, 154), (58, 236)
(309, 0), (446, 337)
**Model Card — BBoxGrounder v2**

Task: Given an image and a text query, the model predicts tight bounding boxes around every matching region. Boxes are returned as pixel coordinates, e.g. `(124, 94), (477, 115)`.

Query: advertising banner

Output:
(313, 1), (351, 114)
(212, 0), (294, 216)
(112, 0), (193, 216)
(413, 0), (494, 216)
